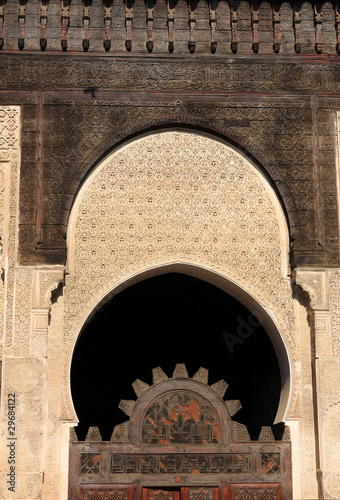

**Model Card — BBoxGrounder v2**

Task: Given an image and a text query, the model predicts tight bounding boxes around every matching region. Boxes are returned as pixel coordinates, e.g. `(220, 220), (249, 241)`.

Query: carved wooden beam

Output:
(167, 0), (175, 52)
(82, 0), (91, 51)
(146, 5), (154, 52)
(188, 0), (196, 53)
(0, 1), (4, 49)
(230, 5), (238, 53)
(314, 3), (322, 54)
(61, 0), (70, 51)
(293, 4), (301, 53)
(251, 0), (259, 53)
(40, 0), (48, 51)
(209, 1), (217, 53)
(125, 4), (133, 51)
(103, 1), (112, 51)
(273, 0), (280, 53)
(18, 0), (27, 50)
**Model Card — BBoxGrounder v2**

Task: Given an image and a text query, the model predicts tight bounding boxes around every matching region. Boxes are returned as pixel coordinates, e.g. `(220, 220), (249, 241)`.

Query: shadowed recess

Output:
(71, 272), (281, 440)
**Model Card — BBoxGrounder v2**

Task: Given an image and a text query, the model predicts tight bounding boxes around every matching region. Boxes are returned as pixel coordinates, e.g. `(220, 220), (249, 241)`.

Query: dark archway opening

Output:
(71, 273), (281, 441)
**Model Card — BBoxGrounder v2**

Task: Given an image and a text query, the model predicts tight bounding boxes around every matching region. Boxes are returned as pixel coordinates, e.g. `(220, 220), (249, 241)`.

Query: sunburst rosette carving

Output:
(111, 363), (242, 443)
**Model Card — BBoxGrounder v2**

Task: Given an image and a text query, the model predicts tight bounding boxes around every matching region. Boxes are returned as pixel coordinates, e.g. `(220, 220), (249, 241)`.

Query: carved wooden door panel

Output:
(143, 488), (181, 500)
(229, 483), (282, 500)
(69, 375), (292, 500)
(181, 487), (219, 500)
(143, 487), (219, 500)
(79, 484), (133, 500)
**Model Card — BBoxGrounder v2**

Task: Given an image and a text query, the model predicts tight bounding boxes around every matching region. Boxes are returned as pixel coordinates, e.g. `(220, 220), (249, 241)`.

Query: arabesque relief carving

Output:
(62, 130), (297, 421)
(0, 106), (20, 356)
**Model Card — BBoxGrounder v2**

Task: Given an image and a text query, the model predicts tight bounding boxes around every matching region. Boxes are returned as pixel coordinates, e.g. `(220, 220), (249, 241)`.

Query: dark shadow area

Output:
(71, 273), (281, 440)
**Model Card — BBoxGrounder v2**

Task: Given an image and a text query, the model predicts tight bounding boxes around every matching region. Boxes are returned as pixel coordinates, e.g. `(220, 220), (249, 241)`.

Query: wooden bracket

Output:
(336, 2), (340, 53)
(188, 0), (196, 53)
(125, 5), (133, 51)
(230, 6), (237, 53)
(40, 1), (48, 51)
(18, 0), (26, 50)
(146, 6), (154, 52)
(209, 3), (217, 53)
(61, 0), (70, 51)
(167, 4), (175, 52)
(103, 2), (112, 51)
(82, 0), (91, 51)
(273, 1), (280, 53)
(0, 2), (4, 49)
(314, 4), (323, 54)
(251, 0), (259, 53)
(293, 6), (301, 53)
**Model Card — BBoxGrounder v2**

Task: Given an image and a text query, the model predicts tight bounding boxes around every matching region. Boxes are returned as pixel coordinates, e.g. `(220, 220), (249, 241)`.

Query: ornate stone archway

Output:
(63, 129), (293, 419)
(55, 129), (318, 498)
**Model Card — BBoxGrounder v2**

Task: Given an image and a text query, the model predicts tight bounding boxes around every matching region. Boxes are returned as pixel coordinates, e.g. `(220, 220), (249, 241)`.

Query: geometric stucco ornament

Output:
(63, 130), (294, 426)
(324, 472), (340, 499)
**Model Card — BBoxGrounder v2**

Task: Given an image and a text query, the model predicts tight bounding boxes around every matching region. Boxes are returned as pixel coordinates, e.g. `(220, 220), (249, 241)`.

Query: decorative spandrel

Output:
(142, 391), (220, 444)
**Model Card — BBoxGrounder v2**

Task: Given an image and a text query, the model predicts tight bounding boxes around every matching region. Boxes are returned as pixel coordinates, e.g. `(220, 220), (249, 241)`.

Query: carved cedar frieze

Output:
(0, 57), (335, 92)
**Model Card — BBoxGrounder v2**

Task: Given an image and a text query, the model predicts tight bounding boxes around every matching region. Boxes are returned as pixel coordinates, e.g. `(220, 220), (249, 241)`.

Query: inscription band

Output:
(110, 454), (251, 475)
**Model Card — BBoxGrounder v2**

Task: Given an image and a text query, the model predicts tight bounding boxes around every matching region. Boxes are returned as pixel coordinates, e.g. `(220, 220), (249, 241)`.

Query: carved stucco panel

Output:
(12, 267), (34, 357)
(323, 401), (340, 498)
(1, 357), (43, 489)
(42, 290), (66, 499)
(324, 472), (340, 499)
(0, 106), (20, 356)
(62, 131), (298, 421)
(292, 300), (318, 498)
(294, 269), (329, 310)
(329, 269), (340, 357)
(29, 267), (65, 358)
(0, 161), (4, 357)
(32, 268), (65, 308)
(294, 268), (340, 497)
(322, 270), (340, 499)
(0, 473), (41, 499)
(0, 106), (47, 499)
